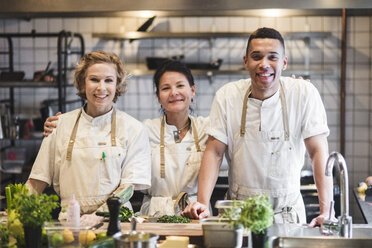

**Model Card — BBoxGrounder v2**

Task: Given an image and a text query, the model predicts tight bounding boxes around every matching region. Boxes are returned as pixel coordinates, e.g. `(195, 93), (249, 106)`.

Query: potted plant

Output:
(222, 195), (274, 248)
(10, 184), (59, 248)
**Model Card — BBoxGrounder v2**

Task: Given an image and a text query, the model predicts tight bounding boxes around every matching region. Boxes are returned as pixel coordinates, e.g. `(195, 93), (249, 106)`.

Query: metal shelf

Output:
(0, 80), (58, 88)
(0, 80), (76, 88)
(93, 31), (331, 40)
(128, 66), (334, 78)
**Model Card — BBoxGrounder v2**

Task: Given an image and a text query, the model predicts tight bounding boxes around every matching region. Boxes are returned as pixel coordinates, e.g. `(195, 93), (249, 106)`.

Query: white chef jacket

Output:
(208, 77), (329, 223)
(29, 107), (151, 214)
(139, 116), (209, 216)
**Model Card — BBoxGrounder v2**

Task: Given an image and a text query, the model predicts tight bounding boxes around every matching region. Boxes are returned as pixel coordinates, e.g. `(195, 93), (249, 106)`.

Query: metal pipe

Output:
(340, 8), (347, 156)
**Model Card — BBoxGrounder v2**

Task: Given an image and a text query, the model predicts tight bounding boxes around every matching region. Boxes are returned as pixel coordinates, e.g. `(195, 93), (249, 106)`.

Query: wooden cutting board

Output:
(121, 222), (203, 236)
(97, 222), (203, 236)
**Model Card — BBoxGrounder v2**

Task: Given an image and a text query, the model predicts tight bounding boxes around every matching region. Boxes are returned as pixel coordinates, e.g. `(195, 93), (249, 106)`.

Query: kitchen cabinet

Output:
(92, 31), (334, 79)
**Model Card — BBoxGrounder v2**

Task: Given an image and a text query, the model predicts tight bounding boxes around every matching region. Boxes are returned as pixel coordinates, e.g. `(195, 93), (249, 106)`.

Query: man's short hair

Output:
(246, 27), (285, 56)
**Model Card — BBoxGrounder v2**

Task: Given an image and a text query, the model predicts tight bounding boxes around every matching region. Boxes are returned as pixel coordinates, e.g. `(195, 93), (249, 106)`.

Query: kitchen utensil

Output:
(129, 16), (156, 43)
(107, 196), (122, 236)
(186, 58), (223, 70)
(0, 71), (25, 81)
(146, 54), (184, 70)
(33, 61), (52, 82)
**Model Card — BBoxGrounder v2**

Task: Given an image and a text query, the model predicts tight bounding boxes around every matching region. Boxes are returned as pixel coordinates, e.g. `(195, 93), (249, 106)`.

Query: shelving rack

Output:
(0, 30), (85, 114)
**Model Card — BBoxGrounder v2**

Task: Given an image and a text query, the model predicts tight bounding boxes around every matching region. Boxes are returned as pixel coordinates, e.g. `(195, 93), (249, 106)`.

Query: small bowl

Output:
(44, 221), (91, 247)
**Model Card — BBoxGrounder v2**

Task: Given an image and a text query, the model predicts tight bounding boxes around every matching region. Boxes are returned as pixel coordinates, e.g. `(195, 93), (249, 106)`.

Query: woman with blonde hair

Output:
(27, 50), (151, 220)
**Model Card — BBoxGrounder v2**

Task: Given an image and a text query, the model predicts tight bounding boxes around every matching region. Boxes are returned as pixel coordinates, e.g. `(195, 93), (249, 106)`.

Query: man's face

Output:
(243, 38), (287, 99)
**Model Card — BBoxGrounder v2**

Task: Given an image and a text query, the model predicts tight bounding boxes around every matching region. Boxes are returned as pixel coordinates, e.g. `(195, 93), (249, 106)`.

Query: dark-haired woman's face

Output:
(157, 71), (195, 114)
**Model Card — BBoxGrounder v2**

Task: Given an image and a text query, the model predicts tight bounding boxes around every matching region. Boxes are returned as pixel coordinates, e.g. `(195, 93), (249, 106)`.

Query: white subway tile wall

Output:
(1, 15), (371, 222)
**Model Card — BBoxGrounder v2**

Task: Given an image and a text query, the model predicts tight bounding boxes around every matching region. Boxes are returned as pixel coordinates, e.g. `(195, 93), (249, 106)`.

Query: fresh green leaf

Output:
(118, 206), (133, 222)
(11, 184), (59, 228)
(222, 195), (274, 234)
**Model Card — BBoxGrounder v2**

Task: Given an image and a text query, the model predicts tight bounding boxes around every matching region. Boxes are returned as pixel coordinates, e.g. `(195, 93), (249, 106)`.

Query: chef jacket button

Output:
(186, 162), (189, 166)
(271, 152), (274, 155)
(118, 153), (121, 156)
(186, 147), (191, 151)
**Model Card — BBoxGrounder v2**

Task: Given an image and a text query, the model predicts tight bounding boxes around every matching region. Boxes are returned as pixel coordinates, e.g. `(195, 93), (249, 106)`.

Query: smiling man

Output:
(182, 27), (333, 227)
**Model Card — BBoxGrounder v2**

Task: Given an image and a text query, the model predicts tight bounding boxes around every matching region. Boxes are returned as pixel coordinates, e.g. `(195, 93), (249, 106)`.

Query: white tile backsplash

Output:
(354, 32), (370, 48)
(168, 17), (183, 32)
(92, 18), (107, 33)
(291, 17), (307, 32)
(229, 17), (245, 32)
(198, 17), (215, 32)
(4, 19), (19, 33)
(214, 17), (229, 32)
(63, 18), (79, 32)
(276, 17), (292, 32)
(19, 20), (32, 33)
(355, 17), (370, 32)
(244, 17), (260, 32)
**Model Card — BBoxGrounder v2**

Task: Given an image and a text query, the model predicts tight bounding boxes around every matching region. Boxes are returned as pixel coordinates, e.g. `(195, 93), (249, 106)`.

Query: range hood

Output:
(1, 0), (372, 18)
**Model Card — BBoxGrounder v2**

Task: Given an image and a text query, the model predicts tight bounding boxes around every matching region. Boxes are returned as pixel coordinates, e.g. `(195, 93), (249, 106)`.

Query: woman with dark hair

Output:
(139, 60), (209, 216)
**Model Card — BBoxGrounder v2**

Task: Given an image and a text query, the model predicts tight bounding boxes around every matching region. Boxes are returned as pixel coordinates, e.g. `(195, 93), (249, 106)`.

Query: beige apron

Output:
(58, 108), (127, 214)
(141, 116), (203, 216)
(229, 81), (306, 223)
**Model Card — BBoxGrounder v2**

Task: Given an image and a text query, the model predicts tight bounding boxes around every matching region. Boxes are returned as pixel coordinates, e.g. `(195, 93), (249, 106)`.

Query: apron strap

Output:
(173, 192), (190, 213)
(240, 81), (289, 141)
(160, 116), (166, 178)
(191, 118), (201, 152)
(240, 85), (251, 136)
(66, 107), (117, 161)
(66, 109), (82, 161)
(279, 85), (289, 141)
(111, 108), (117, 146)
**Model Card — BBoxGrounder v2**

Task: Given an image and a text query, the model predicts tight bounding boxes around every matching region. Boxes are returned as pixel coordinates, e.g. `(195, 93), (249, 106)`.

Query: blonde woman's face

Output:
(84, 63), (117, 117)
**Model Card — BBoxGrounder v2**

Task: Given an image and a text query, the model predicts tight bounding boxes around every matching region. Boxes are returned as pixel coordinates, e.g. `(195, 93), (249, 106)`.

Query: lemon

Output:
(79, 230), (96, 245)
(62, 228), (74, 243)
(358, 182), (368, 193)
(51, 232), (64, 246)
(41, 228), (48, 245)
(96, 231), (107, 240)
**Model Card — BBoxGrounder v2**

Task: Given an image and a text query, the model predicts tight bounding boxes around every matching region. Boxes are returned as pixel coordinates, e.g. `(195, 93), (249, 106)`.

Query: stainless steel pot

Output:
(113, 231), (159, 248)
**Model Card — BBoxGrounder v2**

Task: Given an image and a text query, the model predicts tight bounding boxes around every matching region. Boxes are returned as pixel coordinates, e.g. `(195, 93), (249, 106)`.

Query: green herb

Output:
(12, 184), (59, 228)
(119, 206), (133, 222)
(96, 206), (133, 222)
(5, 183), (27, 210)
(222, 195), (274, 234)
(0, 224), (10, 246)
(157, 215), (191, 223)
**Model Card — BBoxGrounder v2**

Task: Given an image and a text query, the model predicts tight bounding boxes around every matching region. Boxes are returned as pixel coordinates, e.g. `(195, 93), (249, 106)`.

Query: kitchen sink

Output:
(267, 224), (372, 248)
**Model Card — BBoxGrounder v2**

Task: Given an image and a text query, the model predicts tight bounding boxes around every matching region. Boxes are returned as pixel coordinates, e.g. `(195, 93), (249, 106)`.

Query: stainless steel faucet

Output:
(325, 151), (352, 238)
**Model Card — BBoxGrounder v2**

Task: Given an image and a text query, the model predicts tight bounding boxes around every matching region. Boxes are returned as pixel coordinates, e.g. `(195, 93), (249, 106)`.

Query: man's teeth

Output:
(259, 73), (271, 76)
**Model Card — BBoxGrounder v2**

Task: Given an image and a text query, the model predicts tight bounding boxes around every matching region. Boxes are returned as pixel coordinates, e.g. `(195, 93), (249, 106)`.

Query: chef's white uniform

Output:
(139, 116), (209, 216)
(29, 107), (151, 214)
(208, 77), (329, 223)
